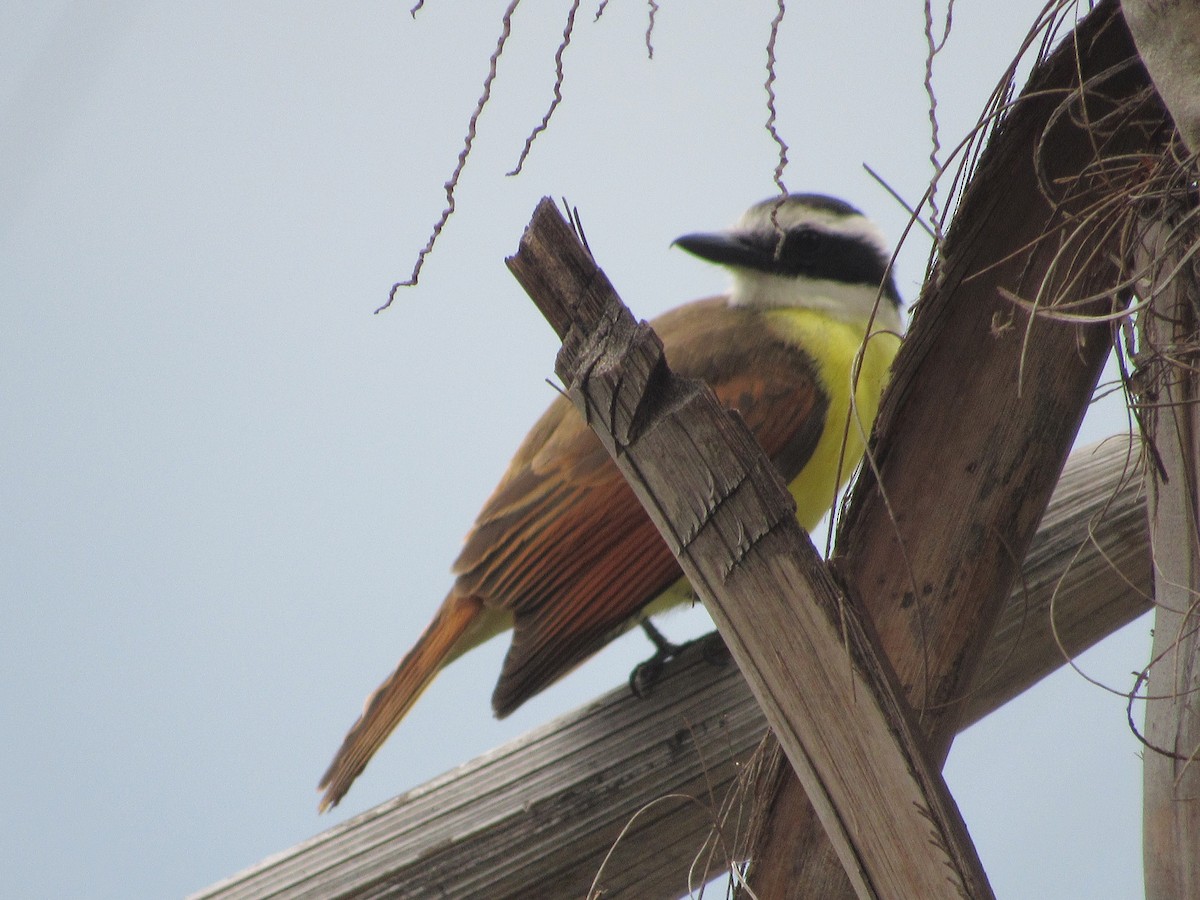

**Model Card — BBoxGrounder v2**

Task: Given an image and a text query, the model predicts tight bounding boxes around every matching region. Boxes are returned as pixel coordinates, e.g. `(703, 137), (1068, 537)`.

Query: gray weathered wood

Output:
(1138, 218), (1200, 900)
(742, 3), (1171, 893)
(1122, 5), (1200, 895)
(189, 436), (1149, 900)
(974, 437), (1150, 716)
(509, 199), (994, 898)
(1123, 0), (1200, 155)
(192, 637), (765, 900)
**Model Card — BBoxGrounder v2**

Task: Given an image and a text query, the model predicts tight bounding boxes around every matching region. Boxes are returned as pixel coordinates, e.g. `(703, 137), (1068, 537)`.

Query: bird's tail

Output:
(318, 593), (483, 811)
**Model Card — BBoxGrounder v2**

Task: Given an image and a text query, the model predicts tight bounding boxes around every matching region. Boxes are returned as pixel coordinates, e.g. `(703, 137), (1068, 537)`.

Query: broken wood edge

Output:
(508, 199), (994, 899)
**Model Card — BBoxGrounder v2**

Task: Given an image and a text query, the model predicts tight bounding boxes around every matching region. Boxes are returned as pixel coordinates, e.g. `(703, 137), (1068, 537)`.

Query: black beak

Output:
(672, 231), (774, 270)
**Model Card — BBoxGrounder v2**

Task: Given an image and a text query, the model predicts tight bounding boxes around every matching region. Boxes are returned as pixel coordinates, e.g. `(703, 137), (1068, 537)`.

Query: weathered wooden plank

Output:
(509, 198), (993, 898)
(742, 2), (1171, 892)
(1122, 5), (1200, 896)
(189, 437), (1148, 900)
(1137, 220), (1200, 900)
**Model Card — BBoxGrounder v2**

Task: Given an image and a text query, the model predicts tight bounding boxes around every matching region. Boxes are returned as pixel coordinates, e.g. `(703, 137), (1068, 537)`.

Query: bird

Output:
(318, 193), (904, 811)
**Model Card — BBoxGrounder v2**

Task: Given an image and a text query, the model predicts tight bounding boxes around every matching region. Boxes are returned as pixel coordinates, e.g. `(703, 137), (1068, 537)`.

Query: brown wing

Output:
(451, 297), (828, 716)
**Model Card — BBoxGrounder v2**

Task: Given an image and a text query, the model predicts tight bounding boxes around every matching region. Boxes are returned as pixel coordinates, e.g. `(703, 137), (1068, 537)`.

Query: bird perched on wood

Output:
(318, 193), (903, 811)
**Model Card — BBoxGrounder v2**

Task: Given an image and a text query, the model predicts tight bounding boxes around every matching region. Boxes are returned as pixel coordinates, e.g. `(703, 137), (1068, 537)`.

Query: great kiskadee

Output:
(318, 194), (903, 811)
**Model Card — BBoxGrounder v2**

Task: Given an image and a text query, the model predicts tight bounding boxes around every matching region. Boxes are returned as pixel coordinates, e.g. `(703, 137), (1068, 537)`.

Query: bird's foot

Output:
(629, 622), (730, 697)
(629, 620), (684, 698)
(698, 630), (730, 667)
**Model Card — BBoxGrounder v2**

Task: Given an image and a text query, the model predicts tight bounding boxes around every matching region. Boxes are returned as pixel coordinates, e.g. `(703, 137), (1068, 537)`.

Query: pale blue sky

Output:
(2, 3), (1148, 897)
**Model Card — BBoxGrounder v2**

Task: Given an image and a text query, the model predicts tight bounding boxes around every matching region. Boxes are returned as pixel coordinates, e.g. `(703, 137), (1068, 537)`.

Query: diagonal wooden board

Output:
(507, 197), (994, 900)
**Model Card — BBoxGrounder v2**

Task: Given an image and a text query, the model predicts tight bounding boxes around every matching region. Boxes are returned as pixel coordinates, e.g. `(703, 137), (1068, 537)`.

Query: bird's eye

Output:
(779, 227), (823, 268)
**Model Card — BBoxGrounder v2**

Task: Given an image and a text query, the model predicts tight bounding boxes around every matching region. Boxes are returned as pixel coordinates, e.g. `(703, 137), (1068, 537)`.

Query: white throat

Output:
(729, 270), (903, 334)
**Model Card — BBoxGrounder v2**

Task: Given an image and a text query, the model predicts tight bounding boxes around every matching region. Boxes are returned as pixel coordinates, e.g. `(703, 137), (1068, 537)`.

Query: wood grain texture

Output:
(189, 438), (1148, 900)
(1121, 6), (1200, 896)
(1138, 219), (1200, 900)
(1123, 0), (1200, 155)
(510, 199), (994, 899)
(743, 3), (1172, 893)
(189, 441), (1152, 900)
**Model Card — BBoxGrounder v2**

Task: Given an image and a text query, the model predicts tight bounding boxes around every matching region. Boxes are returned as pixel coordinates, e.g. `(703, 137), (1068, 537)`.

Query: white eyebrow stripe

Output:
(735, 205), (892, 261)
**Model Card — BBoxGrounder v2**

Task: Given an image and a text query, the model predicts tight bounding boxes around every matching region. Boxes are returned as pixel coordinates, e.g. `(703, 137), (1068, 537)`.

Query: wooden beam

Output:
(508, 199), (994, 898)
(1121, 4), (1200, 896)
(189, 437), (1149, 900)
(742, 2), (1170, 892)
(1138, 223), (1200, 899)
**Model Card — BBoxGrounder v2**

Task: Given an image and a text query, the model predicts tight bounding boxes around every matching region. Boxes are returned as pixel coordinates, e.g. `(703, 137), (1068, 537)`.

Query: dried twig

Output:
(508, 0), (581, 177)
(378, 0), (523, 313)
(763, 1), (788, 195)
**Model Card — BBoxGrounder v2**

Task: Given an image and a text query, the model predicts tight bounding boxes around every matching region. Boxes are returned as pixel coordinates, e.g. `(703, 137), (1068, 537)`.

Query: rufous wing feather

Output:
(476, 301), (828, 715)
(319, 298), (831, 805)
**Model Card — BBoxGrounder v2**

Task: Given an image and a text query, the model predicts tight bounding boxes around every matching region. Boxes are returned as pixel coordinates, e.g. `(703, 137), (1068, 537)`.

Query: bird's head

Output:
(674, 193), (903, 333)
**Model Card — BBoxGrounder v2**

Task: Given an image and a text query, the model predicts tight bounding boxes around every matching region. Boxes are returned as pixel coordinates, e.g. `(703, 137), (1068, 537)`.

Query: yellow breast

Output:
(763, 307), (901, 531)
(641, 305), (899, 619)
